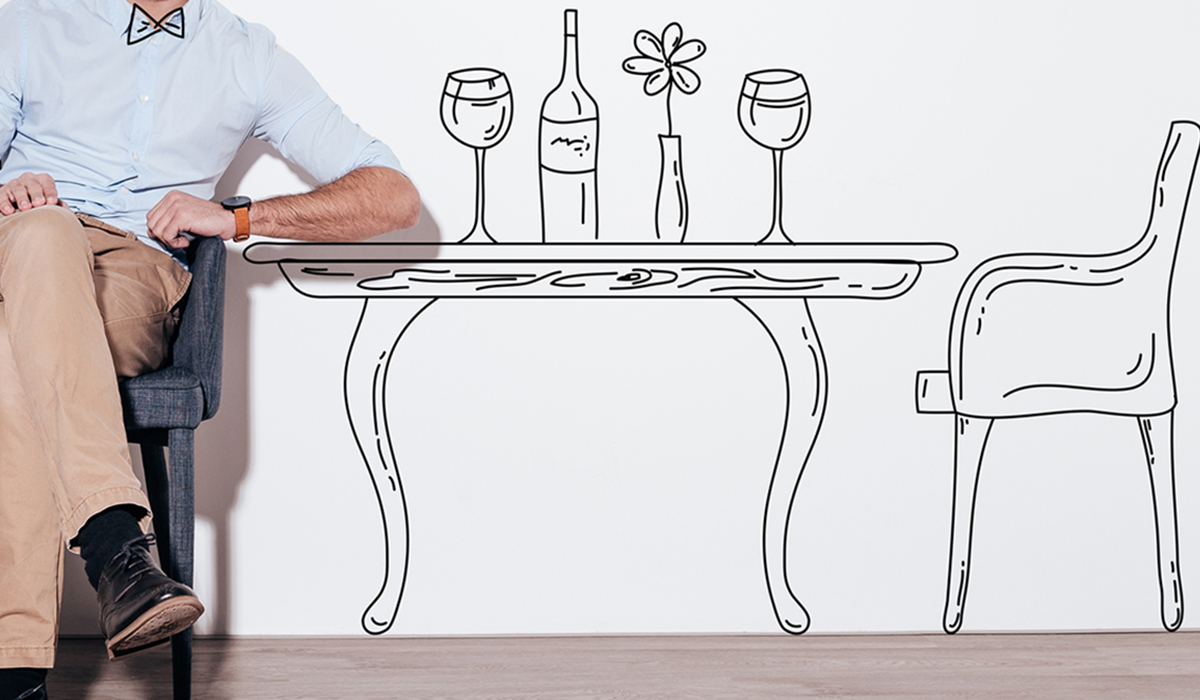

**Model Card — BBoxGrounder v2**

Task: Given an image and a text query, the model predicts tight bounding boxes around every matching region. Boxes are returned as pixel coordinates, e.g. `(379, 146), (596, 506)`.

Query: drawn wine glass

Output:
(441, 68), (514, 243)
(738, 70), (810, 244)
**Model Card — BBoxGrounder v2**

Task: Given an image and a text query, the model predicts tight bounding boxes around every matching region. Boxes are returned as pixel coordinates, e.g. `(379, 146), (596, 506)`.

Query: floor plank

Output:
(50, 632), (1200, 699)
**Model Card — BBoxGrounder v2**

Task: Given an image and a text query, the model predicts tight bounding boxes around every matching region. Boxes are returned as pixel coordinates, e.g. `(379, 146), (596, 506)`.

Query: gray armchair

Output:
(120, 235), (225, 700)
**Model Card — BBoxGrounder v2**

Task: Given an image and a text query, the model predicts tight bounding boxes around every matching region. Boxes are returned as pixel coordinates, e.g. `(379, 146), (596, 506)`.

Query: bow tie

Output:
(126, 4), (185, 45)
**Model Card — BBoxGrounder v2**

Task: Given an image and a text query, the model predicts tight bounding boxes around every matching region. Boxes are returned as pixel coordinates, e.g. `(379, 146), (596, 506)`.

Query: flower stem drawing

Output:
(623, 22), (705, 242)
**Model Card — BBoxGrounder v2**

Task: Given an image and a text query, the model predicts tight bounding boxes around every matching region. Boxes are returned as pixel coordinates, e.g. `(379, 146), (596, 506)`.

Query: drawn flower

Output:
(622, 22), (706, 135)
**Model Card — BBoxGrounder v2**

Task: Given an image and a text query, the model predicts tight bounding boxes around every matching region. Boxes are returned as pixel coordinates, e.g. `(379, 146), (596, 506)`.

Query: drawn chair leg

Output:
(344, 297), (438, 635)
(1140, 411), (1184, 631)
(943, 415), (992, 634)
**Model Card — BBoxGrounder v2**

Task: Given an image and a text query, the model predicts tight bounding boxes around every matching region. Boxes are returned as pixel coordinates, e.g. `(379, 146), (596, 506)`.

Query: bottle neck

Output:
(559, 32), (580, 86)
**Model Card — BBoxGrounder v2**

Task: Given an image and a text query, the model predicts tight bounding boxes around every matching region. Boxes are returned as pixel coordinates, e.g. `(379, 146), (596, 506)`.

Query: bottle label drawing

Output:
(540, 118), (597, 173)
(540, 8), (599, 242)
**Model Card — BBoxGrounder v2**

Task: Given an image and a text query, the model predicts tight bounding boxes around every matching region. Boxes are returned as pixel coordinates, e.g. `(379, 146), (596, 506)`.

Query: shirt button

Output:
(132, 152), (140, 161)
(150, 37), (159, 46)
(121, 186), (130, 193)
(139, 94), (149, 103)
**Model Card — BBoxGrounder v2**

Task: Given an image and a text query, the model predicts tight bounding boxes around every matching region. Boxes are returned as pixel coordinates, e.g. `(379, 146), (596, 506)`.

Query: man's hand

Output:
(0, 173), (60, 216)
(146, 190), (236, 248)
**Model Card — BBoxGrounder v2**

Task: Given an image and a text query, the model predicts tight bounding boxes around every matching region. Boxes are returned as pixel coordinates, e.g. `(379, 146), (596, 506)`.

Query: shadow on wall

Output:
(59, 138), (442, 637)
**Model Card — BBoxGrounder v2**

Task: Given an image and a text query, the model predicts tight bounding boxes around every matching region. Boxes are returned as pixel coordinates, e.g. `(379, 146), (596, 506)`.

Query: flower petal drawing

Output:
(621, 21), (705, 135)
(661, 22), (683, 58)
(670, 39), (706, 65)
(634, 29), (664, 60)
(623, 57), (663, 75)
(671, 65), (702, 94)
(644, 69), (671, 96)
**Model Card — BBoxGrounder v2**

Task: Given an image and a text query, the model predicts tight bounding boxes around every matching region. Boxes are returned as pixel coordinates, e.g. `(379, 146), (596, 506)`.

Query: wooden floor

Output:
(50, 632), (1200, 699)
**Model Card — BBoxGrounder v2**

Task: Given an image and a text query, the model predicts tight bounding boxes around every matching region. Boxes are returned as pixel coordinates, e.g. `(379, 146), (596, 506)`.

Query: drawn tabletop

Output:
(245, 241), (958, 635)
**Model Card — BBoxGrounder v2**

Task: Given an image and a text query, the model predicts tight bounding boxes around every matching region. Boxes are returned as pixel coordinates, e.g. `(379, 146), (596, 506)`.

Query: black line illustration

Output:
(440, 68), (513, 243)
(539, 9), (600, 242)
(342, 297), (436, 635)
(245, 241), (958, 635)
(622, 22), (706, 242)
(738, 70), (811, 243)
(126, 3), (184, 45)
(914, 120), (1200, 634)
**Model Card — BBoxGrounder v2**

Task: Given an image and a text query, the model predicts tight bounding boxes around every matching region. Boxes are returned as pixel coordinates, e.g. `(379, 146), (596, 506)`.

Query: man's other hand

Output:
(146, 190), (236, 248)
(0, 173), (60, 215)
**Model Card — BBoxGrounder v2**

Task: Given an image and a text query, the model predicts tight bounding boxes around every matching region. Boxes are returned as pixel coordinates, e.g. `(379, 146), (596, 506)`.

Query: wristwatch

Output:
(221, 195), (252, 242)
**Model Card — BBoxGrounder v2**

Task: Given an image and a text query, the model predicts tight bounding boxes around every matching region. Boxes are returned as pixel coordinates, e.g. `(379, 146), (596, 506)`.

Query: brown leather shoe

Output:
(97, 534), (204, 660)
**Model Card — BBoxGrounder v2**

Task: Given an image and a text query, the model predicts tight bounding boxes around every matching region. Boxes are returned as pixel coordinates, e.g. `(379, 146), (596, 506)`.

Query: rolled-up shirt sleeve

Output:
(0, 1), (26, 160)
(251, 37), (404, 184)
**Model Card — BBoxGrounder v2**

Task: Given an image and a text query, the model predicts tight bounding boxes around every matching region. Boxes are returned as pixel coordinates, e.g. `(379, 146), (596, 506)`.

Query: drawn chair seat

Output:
(916, 120), (1200, 633)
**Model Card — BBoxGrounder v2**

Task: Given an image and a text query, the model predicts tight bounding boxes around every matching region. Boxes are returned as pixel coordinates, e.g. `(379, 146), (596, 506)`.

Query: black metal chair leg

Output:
(137, 433), (196, 700)
(167, 428), (196, 700)
(140, 442), (174, 573)
(172, 629), (193, 700)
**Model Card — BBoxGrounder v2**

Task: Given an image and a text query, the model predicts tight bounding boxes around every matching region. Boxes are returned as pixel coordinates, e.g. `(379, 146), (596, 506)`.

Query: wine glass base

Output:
(757, 230), (794, 244)
(458, 230), (497, 244)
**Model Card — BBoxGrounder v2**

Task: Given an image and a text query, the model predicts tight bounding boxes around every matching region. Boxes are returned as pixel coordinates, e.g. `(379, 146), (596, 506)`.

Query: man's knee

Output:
(0, 206), (90, 272)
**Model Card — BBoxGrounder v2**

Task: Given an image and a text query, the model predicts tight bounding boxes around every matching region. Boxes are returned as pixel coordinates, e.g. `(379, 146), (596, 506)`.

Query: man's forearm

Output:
(145, 165), (420, 248)
(251, 166), (419, 241)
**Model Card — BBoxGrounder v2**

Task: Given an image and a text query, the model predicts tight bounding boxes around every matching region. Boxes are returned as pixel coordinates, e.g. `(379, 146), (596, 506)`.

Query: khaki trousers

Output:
(0, 206), (191, 668)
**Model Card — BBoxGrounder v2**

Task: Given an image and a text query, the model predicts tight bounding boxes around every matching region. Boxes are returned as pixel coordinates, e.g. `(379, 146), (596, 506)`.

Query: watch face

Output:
(222, 195), (251, 210)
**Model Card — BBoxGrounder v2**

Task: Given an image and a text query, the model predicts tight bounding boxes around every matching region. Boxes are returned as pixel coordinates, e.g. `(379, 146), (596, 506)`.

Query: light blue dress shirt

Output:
(0, 0), (405, 262)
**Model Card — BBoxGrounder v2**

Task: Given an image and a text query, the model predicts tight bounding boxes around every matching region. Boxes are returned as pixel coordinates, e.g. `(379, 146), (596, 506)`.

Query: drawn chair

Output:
(120, 235), (225, 700)
(916, 120), (1200, 633)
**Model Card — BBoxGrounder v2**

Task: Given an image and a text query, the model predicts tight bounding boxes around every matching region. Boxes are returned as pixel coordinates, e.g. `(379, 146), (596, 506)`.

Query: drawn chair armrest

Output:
(948, 249), (1128, 346)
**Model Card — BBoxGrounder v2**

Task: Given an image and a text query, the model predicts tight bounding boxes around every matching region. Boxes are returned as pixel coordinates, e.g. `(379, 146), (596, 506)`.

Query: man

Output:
(0, 0), (420, 696)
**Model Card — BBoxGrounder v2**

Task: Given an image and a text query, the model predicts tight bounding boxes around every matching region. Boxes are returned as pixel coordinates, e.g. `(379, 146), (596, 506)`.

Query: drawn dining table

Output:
(244, 241), (958, 636)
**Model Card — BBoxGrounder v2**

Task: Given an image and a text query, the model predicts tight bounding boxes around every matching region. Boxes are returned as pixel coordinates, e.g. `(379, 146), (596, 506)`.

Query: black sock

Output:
(0, 668), (47, 700)
(73, 506), (145, 589)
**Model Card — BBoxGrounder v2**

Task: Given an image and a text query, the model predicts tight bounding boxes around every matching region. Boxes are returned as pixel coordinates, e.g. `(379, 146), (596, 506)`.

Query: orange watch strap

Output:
(232, 206), (250, 242)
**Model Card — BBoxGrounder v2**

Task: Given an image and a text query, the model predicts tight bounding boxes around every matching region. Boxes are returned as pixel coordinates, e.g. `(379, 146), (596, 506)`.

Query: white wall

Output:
(57, 0), (1200, 637)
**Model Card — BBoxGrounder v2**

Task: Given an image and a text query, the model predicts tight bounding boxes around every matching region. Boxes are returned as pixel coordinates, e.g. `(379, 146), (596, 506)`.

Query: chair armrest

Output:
(172, 236), (226, 421)
(949, 249), (1130, 351)
(946, 247), (1171, 416)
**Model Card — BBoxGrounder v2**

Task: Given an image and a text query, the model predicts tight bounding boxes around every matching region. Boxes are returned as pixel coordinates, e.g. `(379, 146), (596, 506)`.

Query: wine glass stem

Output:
(777, 150), (787, 241)
(462, 147), (494, 243)
(474, 147), (487, 234)
(762, 148), (791, 243)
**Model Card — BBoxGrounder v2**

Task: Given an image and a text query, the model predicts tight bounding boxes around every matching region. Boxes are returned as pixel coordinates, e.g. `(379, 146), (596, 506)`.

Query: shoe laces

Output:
(102, 533), (160, 595)
(111, 532), (157, 564)
(129, 532), (157, 549)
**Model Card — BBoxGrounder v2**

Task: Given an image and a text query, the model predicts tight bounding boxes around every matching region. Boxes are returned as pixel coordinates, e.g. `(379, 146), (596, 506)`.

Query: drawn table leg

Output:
(737, 298), (828, 634)
(344, 297), (438, 635)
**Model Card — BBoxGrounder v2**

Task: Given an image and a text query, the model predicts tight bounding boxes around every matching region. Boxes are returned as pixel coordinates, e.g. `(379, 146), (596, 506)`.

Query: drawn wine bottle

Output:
(539, 8), (599, 242)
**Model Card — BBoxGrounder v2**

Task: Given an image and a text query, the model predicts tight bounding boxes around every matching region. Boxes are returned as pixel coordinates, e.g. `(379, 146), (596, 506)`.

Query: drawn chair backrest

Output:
(1112, 120), (1200, 296)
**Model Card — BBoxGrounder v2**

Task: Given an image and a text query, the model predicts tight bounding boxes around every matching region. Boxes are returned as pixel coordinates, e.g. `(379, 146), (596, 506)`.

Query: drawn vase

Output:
(655, 134), (688, 242)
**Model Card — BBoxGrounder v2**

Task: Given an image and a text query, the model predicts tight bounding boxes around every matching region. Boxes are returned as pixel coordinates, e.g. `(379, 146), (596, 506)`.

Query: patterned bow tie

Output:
(126, 4), (185, 45)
